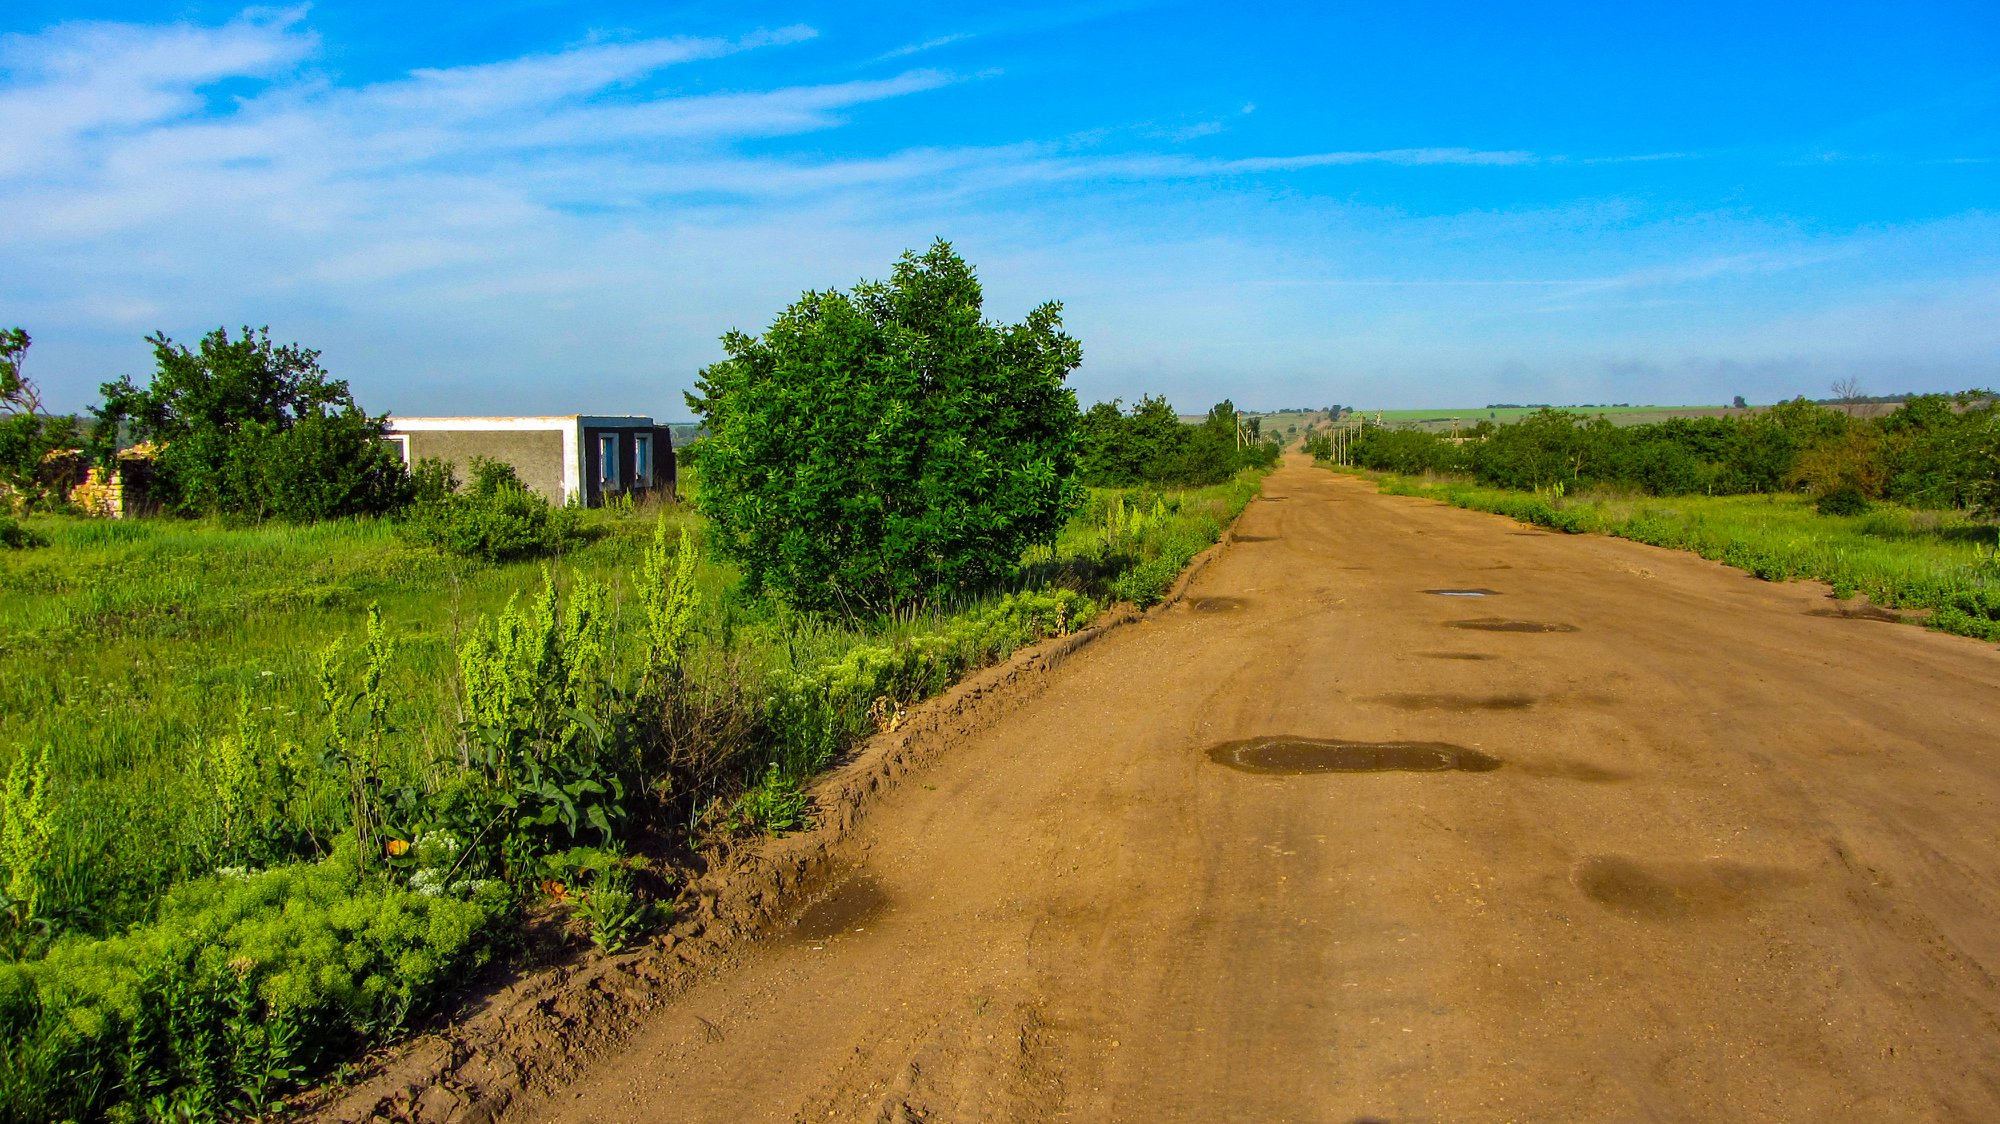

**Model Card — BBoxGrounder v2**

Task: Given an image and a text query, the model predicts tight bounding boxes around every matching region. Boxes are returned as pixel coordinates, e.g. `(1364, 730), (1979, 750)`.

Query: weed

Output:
(0, 744), (53, 932)
(572, 862), (658, 954)
(733, 764), (809, 834)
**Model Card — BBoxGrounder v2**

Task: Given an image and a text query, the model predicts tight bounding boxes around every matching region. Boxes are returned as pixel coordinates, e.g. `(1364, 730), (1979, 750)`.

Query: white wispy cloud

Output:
(0, 9), (313, 176)
(875, 32), (975, 61)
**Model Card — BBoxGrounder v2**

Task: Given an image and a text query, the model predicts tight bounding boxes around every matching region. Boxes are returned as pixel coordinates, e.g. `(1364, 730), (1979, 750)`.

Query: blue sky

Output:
(3, 2), (1997, 418)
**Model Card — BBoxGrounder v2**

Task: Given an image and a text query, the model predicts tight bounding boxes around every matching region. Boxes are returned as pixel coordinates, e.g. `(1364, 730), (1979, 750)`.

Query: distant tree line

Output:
(1339, 396), (2000, 517)
(1074, 396), (1280, 488)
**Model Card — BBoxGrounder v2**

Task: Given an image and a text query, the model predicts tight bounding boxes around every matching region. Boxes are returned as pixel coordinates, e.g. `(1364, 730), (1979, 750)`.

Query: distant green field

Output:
(1360, 404), (1741, 431)
(1227, 404), (1754, 442)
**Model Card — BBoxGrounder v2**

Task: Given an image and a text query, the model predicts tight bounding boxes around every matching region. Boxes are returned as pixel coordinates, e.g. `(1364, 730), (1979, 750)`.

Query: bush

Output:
(0, 517), (42, 550)
(687, 240), (1085, 615)
(1076, 396), (1278, 487)
(1816, 485), (1871, 516)
(397, 457), (584, 562)
(0, 854), (507, 1123)
(92, 327), (411, 522)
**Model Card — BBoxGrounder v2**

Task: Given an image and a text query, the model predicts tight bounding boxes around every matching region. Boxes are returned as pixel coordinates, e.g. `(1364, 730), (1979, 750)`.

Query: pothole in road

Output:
(1423, 588), (1501, 597)
(1808, 605), (1903, 623)
(1375, 692), (1536, 711)
(1417, 651), (1497, 661)
(1573, 855), (1797, 921)
(1206, 736), (1502, 775)
(1232, 534), (1277, 543)
(1447, 618), (1578, 633)
(1189, 596), (1247, 613)
(784, 873), (889, 942)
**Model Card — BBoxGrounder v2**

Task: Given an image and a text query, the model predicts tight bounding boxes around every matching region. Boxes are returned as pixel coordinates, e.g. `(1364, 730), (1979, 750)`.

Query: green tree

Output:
(0, 329), (80, 513)
(93, 327), (409, 520)
(687, 241), (1084, 614)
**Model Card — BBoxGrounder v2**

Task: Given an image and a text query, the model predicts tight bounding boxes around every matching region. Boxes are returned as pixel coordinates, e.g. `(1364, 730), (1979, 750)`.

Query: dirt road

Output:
(527, 457), (2000, 1123)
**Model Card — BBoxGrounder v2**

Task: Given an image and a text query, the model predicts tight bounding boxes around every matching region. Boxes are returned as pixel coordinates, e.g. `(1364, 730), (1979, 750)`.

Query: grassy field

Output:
(1352, 470), (2000, 640)
(1361, 404), (1742, 432)
(0, 472), (1261, 1120)
(1, 473), (1260, 938)
(2, 507), (675, 936)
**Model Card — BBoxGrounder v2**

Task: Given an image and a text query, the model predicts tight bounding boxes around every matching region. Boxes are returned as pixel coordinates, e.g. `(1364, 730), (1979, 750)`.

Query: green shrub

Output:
(1816, 485), (1870, 516)
(0, 517), (42, 550)
(397, 458), (584, 562)
(1076, 396), (1279, 487)
(0, 854), (507, 1123)
(92, 327), (412, 522)
(1931, 590), (2000, 641)
(687, 240), (1085, 615)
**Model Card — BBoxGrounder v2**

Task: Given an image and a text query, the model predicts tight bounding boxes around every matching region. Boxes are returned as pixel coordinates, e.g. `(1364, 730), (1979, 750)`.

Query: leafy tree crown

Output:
(686, 240), (1084, 614)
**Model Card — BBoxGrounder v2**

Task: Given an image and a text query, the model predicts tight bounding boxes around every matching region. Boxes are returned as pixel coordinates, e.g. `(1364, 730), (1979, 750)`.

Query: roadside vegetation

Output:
(1321, 396), (2000, 641)
(0, 245), (1265, 1121)
(1076, 395), (1281, 487)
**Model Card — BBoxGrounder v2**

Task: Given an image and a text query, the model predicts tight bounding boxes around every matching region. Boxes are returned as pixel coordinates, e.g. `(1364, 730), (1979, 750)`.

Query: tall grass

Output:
(1356, 470), (2000, 640)
(1, 469), (1263, 938)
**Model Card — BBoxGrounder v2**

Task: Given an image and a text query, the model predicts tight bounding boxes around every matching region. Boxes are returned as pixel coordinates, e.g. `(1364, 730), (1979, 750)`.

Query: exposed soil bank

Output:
(301, 506), (1243, 1124)
(414, 456), (2000, 1121)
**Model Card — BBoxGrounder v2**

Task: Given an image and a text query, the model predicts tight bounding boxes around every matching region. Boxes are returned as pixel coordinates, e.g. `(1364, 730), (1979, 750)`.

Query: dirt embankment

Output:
(335, 455), (2000, 1123)
(303, 528), (1236, 1124)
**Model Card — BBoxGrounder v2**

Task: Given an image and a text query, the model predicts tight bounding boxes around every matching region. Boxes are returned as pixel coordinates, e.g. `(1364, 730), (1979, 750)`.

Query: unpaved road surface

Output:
(529, 457), (2000, 1123)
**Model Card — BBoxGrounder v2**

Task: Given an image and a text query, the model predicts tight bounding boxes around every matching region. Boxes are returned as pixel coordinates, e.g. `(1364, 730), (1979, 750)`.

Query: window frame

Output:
(597, 433), (620, 490)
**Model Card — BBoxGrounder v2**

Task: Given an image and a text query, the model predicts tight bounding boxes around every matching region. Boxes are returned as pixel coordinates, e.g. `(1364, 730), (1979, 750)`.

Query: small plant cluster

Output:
(1084, 476), (1259, 607)
(0, 850), (506, 1123)
(1369, 473), (2000, 642)
(396, 457), (584, 562)
(747, 588), (1101, 833)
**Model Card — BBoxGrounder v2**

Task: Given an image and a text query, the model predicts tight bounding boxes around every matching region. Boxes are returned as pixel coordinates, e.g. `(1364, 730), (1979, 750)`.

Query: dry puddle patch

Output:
(783, 873), (890, 943)
(1374, 692), (1537, 712)
(1574, 855), (1800, 921)
(1448, 618), (1578, 633)
(1808, 604), (1904, 623)
(1423, 588), (1501, 597)
(1206, 736), (1501, 775)
(1189, 596), (1247, 613)
(1417, 651), (1497, 661)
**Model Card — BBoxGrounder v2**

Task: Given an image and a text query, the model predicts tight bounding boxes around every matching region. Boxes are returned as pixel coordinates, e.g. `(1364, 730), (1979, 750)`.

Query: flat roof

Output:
(386, 415), (656, 429)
